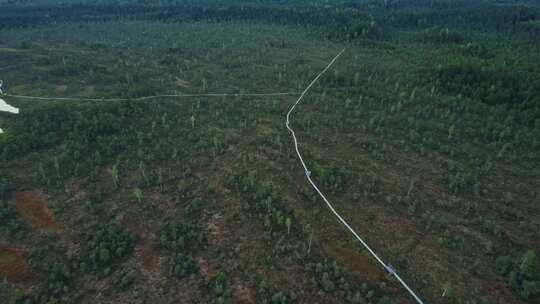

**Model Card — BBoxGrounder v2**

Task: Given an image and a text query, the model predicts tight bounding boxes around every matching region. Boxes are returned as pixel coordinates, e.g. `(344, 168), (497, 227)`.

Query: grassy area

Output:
(1, 1), (539, 304)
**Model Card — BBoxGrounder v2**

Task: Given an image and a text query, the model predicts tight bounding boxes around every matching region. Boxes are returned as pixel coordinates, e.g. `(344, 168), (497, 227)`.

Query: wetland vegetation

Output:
(0, 0), (539, 303)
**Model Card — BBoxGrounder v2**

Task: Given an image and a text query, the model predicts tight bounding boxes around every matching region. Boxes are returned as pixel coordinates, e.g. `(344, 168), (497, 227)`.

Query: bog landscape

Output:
(0, 1), (539, 303)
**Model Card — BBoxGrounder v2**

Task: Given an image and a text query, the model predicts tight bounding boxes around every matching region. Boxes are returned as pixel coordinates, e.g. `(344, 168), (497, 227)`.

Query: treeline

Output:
(433, 55), (540, 119)
(1, 1), (537, 40)
(386, 1), (539, 34)
(415, 28), (540, 127)
(0, 4), (384, 41)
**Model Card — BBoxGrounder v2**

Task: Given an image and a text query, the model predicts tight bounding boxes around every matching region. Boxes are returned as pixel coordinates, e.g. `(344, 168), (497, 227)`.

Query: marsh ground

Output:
(1, 1), (539, 304)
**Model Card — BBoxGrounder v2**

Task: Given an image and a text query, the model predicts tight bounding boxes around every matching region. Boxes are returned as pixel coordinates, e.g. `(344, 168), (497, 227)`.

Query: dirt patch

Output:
(321, 241), (384, 282)
(256, 120), (274, 136)
(14, 191), (55, 231)
(0, 244), (34, 285)
(139, 234), (158, 271)
(478, 276), (517, 304)
(232, 280), (256, 304)
(14, 191), (77, 251)
(195, 257), (218, 282)
(121, 217), (159, 272)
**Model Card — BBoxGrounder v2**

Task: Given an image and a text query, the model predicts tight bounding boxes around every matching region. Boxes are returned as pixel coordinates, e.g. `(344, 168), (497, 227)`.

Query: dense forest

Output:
(0, 0), (539, 303)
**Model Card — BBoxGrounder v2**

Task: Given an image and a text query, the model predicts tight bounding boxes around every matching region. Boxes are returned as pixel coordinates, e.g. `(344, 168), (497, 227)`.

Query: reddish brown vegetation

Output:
(0, 244), (34, 286)
(14, 191), (55, 231)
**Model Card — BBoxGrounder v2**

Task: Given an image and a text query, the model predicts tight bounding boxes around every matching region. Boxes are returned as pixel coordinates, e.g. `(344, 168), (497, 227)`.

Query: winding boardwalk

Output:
(285, 49), (424, 304)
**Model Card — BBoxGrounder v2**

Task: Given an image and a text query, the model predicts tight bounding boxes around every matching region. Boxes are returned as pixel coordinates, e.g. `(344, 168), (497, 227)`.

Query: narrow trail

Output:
(285, 48), (424, 304)
(1, 92), (300, 102)
(0, 90), (298, 134)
